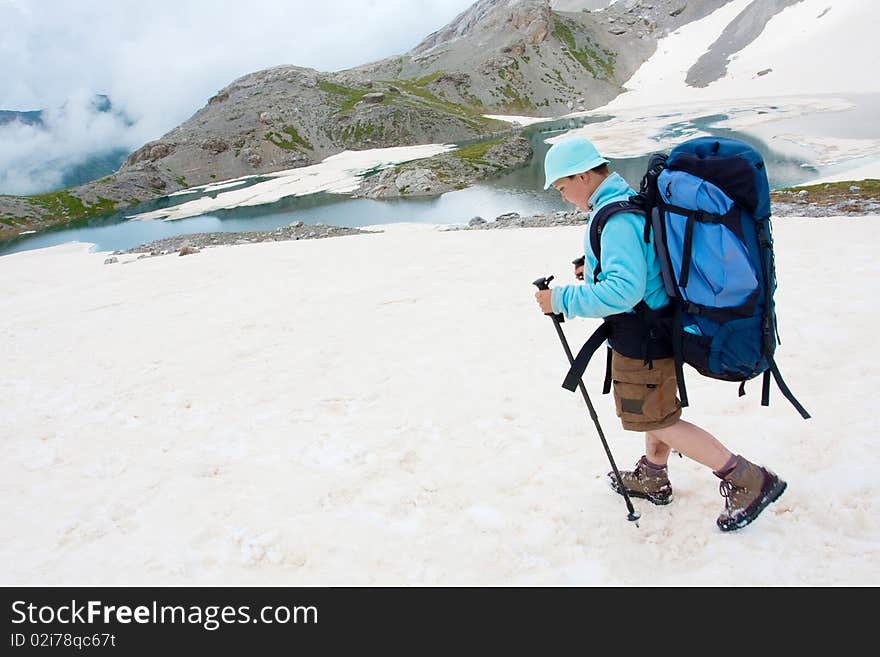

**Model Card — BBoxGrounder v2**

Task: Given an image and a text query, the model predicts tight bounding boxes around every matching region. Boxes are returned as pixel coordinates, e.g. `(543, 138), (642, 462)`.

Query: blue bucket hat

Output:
(543, 137), (609, 190)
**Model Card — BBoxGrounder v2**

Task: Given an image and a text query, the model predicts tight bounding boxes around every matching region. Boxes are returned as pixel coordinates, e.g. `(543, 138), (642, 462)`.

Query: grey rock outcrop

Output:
(120, 223), (374, 255)
(359, 136), (532, 199)
(393, 168), (442, 195)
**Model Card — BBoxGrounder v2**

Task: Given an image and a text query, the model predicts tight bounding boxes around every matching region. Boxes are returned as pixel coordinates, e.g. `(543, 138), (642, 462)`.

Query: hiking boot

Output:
(716, 455), (787, 532)
(608, 456), (673, 505)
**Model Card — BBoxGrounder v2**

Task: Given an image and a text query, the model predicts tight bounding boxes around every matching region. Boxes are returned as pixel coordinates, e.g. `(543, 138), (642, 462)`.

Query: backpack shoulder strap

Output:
(589, 199), (648, 283)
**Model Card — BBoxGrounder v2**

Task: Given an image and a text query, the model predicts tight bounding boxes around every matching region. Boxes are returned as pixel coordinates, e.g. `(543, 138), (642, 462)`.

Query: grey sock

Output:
(713, 453), (738, 479)
(644, 457), (668, 472)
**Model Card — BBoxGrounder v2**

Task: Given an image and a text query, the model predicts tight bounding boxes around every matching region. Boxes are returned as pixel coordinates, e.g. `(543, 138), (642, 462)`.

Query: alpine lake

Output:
(3, 94), (877, 257)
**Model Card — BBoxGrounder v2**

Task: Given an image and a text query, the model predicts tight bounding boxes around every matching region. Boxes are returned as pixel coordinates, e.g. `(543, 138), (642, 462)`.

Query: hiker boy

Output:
(534, 136), (786, 531)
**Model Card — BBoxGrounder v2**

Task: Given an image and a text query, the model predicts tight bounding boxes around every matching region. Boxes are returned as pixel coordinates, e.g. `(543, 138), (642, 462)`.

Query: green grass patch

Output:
(495, 84), (535, 113)
(338, 121), (387, 144)
(23, 190), (117, 223)
(91, 197), (117, 214)
(383, 79), (506, 129)
(772, 179), (880, 206)
(552, 13), (616, 79)
(29, 190), (88, 217)
(411, 70), (446, 87)
(461, 91), (487, 112)
(452, 138), (505, 165)
(265, 125), (314, 151)
(776, 179), (880, 194)
(175, 176), (188, 187)
(318, 80), (371, 113)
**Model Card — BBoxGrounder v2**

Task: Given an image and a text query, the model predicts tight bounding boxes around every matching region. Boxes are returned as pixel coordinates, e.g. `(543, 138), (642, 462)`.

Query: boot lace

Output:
(719, 480), (734, 513)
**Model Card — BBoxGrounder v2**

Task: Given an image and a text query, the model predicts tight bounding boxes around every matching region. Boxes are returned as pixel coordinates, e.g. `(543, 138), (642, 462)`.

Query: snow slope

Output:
(129, 144), (455, 222)
(607, 0), (880, 107)
(1, 218), (877, 585)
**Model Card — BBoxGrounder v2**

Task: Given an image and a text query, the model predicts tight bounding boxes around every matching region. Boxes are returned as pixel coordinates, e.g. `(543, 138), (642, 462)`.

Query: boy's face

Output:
(553, 172), (594, 211)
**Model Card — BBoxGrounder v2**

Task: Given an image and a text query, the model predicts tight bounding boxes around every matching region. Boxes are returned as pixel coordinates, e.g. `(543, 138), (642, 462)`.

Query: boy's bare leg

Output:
(645, 432), (672, 465)
(646, 419), (733, 472)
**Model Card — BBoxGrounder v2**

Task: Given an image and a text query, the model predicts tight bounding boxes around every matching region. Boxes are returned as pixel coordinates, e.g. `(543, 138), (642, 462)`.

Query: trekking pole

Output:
(533, 275), (640, 525)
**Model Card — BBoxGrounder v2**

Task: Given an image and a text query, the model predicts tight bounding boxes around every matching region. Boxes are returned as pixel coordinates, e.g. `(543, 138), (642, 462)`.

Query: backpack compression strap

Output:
(754, 220), (811, 419)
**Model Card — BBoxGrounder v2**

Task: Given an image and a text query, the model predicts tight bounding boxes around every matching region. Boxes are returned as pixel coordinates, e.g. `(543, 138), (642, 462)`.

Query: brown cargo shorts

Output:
(611, 350), (682, 432)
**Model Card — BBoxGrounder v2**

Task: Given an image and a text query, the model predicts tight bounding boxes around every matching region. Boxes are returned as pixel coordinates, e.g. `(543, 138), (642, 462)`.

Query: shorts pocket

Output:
(611, 359), (664, 423)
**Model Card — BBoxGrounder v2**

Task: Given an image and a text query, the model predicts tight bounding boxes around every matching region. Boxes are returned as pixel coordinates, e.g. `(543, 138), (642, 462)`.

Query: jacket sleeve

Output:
(550, 214), (648, 319)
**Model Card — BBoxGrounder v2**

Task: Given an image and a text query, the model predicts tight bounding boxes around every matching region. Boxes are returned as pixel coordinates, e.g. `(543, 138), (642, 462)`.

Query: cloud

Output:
(0, 0), (475, 193)
(0, 91), (143, 195)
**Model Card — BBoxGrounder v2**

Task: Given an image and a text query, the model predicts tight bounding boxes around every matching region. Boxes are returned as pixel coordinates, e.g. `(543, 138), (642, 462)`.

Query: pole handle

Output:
(532, 275), (564, 323)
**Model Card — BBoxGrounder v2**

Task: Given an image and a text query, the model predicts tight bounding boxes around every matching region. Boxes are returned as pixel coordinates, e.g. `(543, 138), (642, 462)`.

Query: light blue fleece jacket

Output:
(551, 172), (669, 319)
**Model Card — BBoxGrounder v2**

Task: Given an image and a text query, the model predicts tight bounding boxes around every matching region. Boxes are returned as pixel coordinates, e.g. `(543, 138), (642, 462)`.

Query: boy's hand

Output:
(535, 289), (554, 314)
(572, 255), (585, 281)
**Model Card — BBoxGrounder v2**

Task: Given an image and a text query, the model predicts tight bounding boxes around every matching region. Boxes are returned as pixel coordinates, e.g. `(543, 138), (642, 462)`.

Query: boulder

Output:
(502, 42), (527, 57)
(208, 91), (229, 105)
(126, 141), (175, 165)
(201, 137), (229, 154)
(395, 168), (440, 194)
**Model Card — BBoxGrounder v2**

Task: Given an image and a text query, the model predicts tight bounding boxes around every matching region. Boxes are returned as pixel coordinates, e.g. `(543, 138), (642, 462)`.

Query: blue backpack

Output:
(563, 136), (810, 419)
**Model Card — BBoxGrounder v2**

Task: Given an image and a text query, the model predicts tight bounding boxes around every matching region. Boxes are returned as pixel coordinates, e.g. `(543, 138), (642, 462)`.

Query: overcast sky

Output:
(1, 0), (476, 124)
(0, 0), (477, 194)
